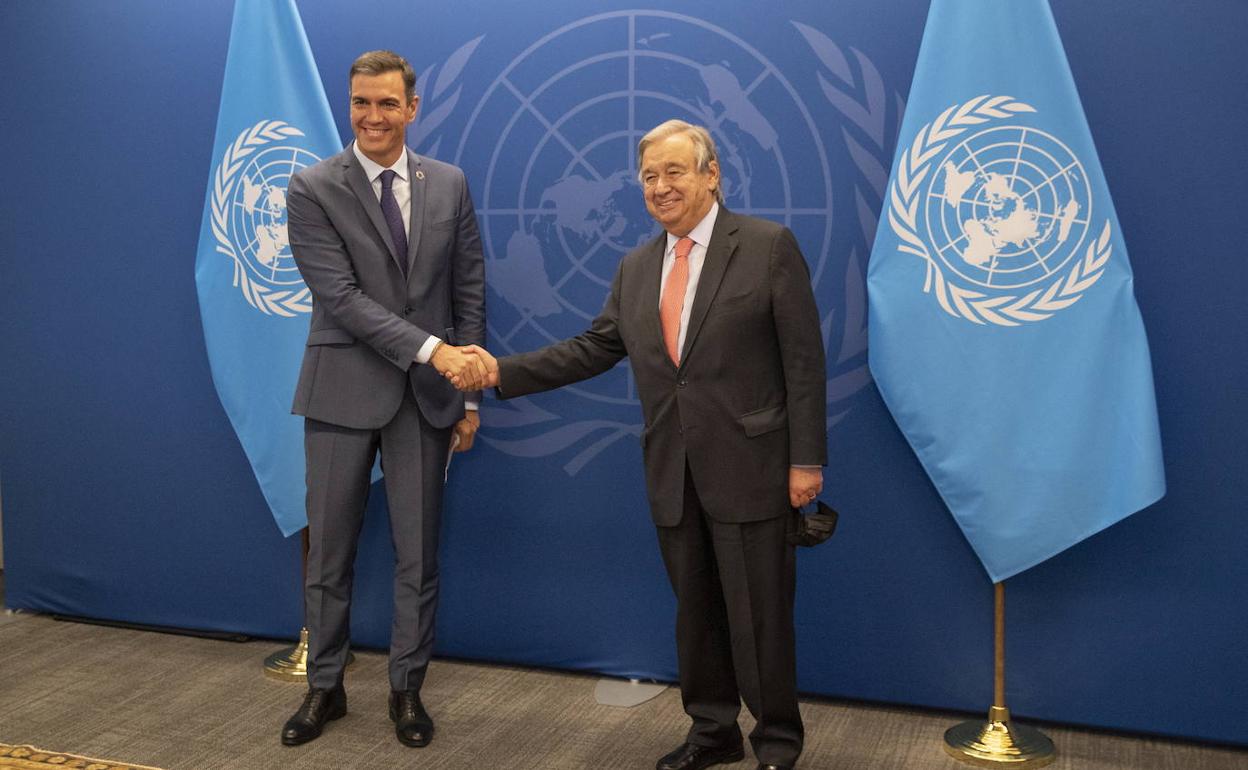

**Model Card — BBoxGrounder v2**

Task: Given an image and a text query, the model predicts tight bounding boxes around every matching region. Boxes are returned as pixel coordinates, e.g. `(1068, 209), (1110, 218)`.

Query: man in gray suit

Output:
(462, 120), (826, 770)
(279, 50), (487, 749)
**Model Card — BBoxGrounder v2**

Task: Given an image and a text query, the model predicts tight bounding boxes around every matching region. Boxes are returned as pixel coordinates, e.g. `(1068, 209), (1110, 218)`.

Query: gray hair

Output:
(349, 50), (417, 104)
(636, 120), (724, 204)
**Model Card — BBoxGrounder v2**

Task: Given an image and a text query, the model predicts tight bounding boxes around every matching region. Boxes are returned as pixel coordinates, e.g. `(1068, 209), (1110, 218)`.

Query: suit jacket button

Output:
(678, 379), (687, 387)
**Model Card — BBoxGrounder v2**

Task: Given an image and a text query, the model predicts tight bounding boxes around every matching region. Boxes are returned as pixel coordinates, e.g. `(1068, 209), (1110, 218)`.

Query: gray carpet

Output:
(0, 573), (1243, 769)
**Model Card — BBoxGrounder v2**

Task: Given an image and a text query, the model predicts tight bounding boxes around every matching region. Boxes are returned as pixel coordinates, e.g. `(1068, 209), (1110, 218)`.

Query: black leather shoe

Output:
(281, 686), (347, 746)
(756, 765), (794, 770)
(656, 742), (745, 770)
(389, 689), (434, 747)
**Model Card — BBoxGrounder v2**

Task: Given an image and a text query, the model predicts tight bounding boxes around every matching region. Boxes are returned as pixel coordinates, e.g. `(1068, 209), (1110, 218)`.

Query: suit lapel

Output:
(679, 209), (739, 368)
(342, 152), (407, 275)
(638, 233), (668, 365)
(405, 151), (427, 280)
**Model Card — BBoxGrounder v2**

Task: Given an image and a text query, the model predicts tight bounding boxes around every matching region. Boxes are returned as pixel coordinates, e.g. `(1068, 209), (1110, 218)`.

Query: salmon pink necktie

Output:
(660, 236), (694, 364)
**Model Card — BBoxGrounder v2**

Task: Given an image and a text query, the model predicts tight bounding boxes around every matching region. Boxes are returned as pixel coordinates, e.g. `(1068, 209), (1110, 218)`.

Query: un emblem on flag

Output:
(888, 96), (1114, 326)
(209, 120), (323, 316)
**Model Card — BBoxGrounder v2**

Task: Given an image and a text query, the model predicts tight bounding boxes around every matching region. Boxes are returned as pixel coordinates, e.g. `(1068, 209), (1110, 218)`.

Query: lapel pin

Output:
(414, 169), (425, 180)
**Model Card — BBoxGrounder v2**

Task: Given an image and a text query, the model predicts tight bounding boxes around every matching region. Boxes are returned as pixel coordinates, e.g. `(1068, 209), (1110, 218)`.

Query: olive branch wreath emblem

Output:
(886, 94), (1112, 326)
(210, 119), (312, 317)
(794, 22), (905, 427)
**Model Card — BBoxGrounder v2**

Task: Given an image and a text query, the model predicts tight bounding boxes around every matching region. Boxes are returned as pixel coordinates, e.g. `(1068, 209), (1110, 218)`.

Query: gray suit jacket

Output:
(287, 146), (485, 430)
(498, 209), (826, 525)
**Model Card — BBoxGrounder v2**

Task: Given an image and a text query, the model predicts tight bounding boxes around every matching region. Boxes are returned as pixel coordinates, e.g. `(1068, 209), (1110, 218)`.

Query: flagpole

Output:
(943, 582), (1056, 767)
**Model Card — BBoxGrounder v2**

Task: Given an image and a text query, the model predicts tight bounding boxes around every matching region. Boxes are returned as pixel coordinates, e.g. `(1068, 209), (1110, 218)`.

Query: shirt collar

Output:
(352, 141), (409, 184)
(666, 202), (719, 254)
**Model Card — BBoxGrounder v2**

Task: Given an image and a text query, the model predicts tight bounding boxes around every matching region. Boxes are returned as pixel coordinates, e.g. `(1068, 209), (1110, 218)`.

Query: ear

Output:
(406, 95), (420, 124)
(706, 159), (721, 190)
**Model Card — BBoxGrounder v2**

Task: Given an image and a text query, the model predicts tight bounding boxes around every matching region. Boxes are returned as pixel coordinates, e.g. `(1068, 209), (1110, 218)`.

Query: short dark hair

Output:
(349, 50), (417, 103)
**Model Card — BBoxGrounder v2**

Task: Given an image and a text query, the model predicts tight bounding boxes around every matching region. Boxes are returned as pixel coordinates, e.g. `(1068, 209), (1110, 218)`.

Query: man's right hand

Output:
(431, 343), (488, 391)
(453, 345), (499, 391)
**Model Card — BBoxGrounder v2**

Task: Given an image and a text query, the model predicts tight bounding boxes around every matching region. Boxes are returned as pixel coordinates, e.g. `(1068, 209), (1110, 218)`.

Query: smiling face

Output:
(639, 132), (720, 237)
(350, 70), (418, 167)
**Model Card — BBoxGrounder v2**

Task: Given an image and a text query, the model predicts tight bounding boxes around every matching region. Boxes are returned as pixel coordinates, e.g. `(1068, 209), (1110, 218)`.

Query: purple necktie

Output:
(379, 169), (408, 275)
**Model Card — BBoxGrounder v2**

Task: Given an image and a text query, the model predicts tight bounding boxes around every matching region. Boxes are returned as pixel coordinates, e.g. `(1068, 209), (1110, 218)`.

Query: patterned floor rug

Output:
(0, 743), (164, 770)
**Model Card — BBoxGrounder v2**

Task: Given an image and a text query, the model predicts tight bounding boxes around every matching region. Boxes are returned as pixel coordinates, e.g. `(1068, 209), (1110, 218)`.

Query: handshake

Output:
(430, 343), (499, 392)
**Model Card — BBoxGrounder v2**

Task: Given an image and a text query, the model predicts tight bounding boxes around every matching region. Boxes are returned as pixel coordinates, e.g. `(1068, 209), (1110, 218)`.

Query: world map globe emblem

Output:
(924, 125), (1092, 291)
(228, 145), (322, 289)
(454, 10), (833, 407)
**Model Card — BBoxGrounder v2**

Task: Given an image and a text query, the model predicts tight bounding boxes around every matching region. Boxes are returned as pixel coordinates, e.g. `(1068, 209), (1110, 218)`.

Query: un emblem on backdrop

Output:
(209, 120), (322, 316)
(418, 11), (893, 470)
(888, 96), (1112, 326)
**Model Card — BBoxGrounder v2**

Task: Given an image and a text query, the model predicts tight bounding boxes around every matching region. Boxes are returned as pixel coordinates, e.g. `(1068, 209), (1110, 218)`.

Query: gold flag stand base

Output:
(263, 627), (311, 682)
(943, 583), (1057, 766)
(262, 627), (354, 682)
(944, 706), (1056, 767)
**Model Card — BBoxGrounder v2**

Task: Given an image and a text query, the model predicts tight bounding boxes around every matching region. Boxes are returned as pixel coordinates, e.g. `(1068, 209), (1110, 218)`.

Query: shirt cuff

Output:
(414, 335), (443, 365)
(465, 401), (479, 410)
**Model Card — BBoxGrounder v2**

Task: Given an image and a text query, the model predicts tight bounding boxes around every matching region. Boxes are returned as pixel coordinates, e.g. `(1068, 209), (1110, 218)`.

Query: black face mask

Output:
(789, 500), (839, 548)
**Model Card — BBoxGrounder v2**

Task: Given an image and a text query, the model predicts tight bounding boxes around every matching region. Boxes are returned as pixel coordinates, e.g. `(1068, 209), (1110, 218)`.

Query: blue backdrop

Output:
(2, 0), (1245, 747)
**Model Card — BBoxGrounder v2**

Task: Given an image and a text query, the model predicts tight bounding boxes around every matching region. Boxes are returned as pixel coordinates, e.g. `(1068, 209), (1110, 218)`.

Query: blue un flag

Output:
(194, 0), (341, 536)
(867, 0), (1165, 581)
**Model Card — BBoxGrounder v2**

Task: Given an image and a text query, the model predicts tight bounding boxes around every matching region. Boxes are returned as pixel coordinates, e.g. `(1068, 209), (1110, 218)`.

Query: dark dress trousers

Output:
(497, 209), (826, 766)
(287, 145), (485, 692)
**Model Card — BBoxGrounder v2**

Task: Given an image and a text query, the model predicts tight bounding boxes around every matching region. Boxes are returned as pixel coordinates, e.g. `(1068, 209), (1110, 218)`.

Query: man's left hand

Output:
(453, 411), (480, 452)
(789, 466), (823, 508)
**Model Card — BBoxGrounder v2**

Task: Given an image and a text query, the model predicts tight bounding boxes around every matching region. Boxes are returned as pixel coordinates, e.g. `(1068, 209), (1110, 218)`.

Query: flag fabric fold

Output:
(867, 0), (1165, 581)
(194, 0), (341, 536)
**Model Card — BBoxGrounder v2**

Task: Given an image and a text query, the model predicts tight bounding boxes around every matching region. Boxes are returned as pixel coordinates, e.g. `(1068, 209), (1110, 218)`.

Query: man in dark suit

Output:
(462, 120), (826, 770)
(279, 50), (488, 749)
